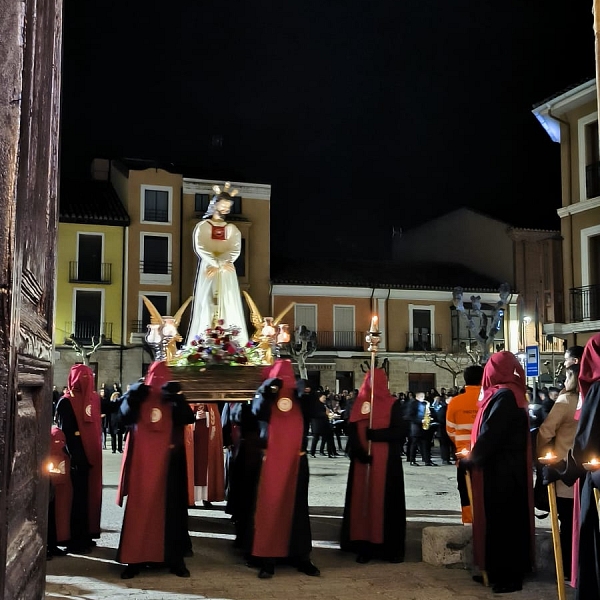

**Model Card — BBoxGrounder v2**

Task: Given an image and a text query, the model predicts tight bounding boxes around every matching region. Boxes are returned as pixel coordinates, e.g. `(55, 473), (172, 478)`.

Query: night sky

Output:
(60, 1), (595, 259)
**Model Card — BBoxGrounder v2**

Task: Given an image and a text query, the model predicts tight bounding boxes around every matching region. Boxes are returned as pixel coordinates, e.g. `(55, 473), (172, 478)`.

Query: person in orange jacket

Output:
(445, 364), (483, 523)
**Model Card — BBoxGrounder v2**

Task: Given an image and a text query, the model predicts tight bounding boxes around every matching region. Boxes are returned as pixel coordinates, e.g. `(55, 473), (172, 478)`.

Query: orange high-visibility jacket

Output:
(445, 385), (481, 453)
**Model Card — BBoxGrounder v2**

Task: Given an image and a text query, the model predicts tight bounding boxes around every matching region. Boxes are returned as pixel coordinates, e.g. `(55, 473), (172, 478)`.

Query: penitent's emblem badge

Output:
(277, 397), (292, 412)
(151, 408), (162, 423)
(361, 401), (371, 415)
(85, 404), (92, 417)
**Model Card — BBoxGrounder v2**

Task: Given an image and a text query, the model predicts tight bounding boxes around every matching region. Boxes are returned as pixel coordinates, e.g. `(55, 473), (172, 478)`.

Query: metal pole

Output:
(363, 316), (381, 514)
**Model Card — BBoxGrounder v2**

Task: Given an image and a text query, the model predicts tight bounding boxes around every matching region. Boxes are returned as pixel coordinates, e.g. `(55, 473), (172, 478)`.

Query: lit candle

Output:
(590, 457), (600, 466)
(47, 462), (54, 473)
(369, 315), (379, 332)
(456, 448), (470, 458)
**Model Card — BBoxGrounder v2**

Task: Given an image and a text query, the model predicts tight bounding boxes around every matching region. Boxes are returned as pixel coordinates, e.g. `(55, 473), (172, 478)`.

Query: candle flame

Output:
(591, 457), (599, 465)
(369, 315), (379, 332)
(47, 462), (54, 472)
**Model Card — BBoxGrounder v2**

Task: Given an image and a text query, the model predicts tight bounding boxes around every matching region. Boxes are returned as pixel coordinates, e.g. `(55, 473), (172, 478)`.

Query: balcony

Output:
(406, 333), (443, 352)
(586, 161), (600, 199)
(139, 260), (172, 275)
(69, 262), (112, 284)
(570, 284), (600, 322)
(315, 331), (365, 351)
(65, 321), (113, 344)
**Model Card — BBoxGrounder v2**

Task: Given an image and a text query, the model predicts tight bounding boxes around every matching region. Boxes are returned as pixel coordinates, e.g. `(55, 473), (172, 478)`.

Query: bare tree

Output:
(423, 352), (475, 387)
(287, 325), (317, 379)
(452, 283), (511, 364)
(66, 334), (104, 366)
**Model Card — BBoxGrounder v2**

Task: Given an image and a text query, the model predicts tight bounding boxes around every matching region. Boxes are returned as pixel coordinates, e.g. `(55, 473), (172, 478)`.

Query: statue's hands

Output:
(205, 266), (218, 278)
(222, 262), (235, 273)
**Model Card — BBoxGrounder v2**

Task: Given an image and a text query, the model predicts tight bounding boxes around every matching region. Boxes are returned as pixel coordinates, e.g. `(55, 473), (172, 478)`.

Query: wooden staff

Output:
(547, 481), (566, 600)
(464, 469), (489, 587)
(594, 488), (600, 528)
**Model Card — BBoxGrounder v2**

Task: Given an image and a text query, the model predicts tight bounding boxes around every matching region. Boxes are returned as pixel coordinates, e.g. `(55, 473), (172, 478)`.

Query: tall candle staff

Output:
(363, 315), (381, 513)
(540, 452), (566, 600)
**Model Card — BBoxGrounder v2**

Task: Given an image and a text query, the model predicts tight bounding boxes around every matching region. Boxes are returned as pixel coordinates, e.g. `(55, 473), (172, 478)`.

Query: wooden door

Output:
(0, 0), (63, 597)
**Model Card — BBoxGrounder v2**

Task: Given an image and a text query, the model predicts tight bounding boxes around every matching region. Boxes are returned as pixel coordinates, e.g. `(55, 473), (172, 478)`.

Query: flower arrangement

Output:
(170, 320), (263, 368)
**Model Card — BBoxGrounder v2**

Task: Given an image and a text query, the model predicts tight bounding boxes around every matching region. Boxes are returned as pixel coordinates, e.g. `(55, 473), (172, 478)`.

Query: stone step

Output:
(422, 525), (556, 574)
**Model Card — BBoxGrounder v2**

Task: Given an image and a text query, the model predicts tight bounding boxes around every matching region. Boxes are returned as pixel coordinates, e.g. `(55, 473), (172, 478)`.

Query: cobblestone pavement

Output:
(45, 444), (571, 600)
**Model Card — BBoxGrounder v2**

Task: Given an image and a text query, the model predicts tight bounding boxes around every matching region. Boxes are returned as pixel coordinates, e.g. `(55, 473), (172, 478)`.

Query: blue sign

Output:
(526, 345), (539, 377)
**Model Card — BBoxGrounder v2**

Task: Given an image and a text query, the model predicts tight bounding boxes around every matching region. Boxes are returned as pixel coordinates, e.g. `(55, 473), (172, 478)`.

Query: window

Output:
(333, 305), (355, 348)
(140, 233), (172, 284)
(140, 294), (169, 331)
(74, 290), (103, 341)
(195, 193), (210, 214)
(408, 304), (437, 351)
(579, 113), (600, 200)
(141, 185), (172, 223)
(77, 233), (103, 282)
(295, 304), (317, 332)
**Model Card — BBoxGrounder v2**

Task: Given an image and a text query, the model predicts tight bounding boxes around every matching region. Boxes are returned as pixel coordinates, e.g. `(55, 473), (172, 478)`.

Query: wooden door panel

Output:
(0, 0), (63, 596)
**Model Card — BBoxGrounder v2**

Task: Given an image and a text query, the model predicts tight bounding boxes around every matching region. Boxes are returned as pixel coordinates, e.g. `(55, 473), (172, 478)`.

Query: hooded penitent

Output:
(117, 361), (174, 564)
(251, 359), (305, 558)
(66, 364), (103, 537)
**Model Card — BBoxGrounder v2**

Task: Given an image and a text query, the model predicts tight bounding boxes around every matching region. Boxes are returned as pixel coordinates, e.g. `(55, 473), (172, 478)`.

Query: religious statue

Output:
(185, 183), (249, 346)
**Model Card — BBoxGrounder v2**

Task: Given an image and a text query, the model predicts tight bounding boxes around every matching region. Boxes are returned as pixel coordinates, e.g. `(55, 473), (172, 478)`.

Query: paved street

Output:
(45, 443), (570, 600)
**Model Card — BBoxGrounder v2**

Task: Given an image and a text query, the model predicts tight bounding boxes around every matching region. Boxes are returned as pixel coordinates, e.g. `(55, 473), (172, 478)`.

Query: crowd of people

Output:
(46, 336), (600, 598)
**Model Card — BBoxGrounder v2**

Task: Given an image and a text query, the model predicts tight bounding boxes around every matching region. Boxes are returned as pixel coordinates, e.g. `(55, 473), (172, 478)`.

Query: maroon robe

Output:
(192, 403), (225, 502)
(66, 364), (103, 538)
(49, 426), (72, 544)
(347, 369), (395, 543)
(117, 362), (175, 564)
(252, 360), (305, 558)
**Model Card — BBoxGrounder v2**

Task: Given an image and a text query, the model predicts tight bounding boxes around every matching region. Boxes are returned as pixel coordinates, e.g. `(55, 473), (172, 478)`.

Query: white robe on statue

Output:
(185, 219), (248, 347)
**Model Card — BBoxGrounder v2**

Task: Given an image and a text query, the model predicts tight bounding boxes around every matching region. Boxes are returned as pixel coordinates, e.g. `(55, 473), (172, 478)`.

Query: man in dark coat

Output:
(55, 364), (103, 553)
(462, 351), (533, 594)
(340, 367), (407, 563)
(244, 359), (320, 579)
(116, 362), (195, 579)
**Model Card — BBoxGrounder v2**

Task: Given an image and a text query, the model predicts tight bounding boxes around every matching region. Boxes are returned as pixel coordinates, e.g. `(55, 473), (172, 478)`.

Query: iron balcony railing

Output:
(130, 320), (145, 334)
(315, 331), (365, 351)
(65, 321), (113, 344)
(69, 262), (112, 284)
(406, 333), (443, 352)
(570, 284), (600, 322)
(139, 260), (172, 275)
(143, 208), (169, 222)
(586, 161), (600, 200)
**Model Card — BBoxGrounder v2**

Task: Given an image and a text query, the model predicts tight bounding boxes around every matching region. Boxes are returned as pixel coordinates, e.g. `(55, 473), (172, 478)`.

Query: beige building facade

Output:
(533, 79), (600, 350)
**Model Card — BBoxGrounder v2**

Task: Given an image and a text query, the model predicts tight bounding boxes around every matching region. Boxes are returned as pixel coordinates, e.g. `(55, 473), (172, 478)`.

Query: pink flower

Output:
(218, 319), (225, 326)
